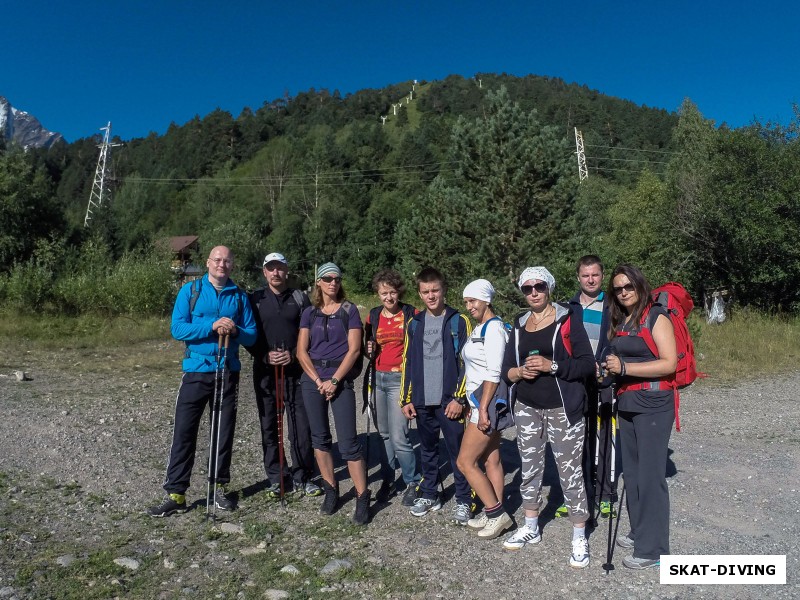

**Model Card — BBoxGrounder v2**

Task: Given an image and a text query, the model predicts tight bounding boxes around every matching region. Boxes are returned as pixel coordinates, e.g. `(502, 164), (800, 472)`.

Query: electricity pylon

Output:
(575, 127), (589, 182)
(84, 122), (122, 228)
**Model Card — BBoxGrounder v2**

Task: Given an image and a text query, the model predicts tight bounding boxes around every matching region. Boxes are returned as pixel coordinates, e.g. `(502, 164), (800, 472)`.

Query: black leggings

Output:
(300, 374), (362, 461)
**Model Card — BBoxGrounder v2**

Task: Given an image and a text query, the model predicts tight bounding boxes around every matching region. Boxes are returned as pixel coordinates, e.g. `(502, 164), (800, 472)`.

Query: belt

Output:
(312, 359), (342, 369)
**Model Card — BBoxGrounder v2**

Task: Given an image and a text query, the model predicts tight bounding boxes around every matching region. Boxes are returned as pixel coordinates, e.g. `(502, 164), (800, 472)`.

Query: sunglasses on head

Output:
(520, 282), (549, 295)
(612, 283), (636, 295)
(320, 276), (341, 283)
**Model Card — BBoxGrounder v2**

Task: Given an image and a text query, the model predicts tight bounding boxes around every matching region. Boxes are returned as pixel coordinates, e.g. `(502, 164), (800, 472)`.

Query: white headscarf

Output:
(462, 279), (495, 303)
(517, 267), (556, 294)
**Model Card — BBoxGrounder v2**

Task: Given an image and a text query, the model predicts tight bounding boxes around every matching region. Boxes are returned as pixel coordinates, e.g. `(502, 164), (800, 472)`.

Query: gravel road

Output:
(0, 340), (797, 599)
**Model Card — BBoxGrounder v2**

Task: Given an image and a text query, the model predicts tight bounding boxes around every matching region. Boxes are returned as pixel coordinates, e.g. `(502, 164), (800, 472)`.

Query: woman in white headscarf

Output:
(455, 279), (512, 540)
(500, 267), (595, 568)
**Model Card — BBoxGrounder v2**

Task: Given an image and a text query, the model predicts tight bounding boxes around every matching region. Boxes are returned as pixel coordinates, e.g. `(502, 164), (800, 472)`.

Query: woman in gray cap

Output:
(296, 262), (370, 524)
(500, 267), (595, 568)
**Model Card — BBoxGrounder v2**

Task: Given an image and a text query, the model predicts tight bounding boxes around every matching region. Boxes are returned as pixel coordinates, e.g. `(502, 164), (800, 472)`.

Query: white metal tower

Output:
(574, 127), (589, 182)
(83, 122), (122, 227)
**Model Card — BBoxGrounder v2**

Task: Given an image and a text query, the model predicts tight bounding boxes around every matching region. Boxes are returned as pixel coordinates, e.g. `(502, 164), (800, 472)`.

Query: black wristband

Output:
(619, 361), (626, 377)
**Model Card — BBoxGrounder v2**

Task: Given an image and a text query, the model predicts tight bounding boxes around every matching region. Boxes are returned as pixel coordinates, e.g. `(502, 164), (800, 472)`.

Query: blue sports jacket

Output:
(400, 306), (471, 407)
(171, 274), (257, 373)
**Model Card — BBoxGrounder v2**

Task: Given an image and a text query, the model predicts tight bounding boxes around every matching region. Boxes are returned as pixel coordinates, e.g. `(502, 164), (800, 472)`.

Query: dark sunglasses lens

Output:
(614, 284), (635, 294)
(521, 283), (548, 295)
(321, 276), (341, 283)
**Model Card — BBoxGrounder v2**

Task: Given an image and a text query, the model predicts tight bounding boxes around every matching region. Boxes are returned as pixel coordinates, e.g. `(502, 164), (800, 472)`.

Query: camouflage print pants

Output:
(514, 403), (589, 524)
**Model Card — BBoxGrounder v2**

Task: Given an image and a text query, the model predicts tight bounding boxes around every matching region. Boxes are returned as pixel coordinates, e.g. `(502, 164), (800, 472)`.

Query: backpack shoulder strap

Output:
(338, 300), (353, 333)
(450, 313), (461, 354)
(291, 289), (306, 309)
(188, 278), (202, 317)
(480, 316), (501, 338)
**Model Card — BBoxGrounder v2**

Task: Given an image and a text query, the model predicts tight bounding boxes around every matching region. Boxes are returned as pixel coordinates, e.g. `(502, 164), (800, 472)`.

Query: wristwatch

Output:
(330, 377), (340, 386)
(550, 361), (559, 375)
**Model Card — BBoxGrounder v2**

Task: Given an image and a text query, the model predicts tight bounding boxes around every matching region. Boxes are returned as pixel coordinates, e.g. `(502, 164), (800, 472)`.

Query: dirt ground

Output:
(0, 339), (797, 599)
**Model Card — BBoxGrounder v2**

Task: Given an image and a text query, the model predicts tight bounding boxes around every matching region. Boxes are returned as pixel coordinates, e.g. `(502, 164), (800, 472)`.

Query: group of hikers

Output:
(147, 246), (678, 571)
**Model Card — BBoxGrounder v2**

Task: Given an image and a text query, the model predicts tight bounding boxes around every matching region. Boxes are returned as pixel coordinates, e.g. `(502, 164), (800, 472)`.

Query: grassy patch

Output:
(0, 312), (170, 350)
(693, 309), (800, 383)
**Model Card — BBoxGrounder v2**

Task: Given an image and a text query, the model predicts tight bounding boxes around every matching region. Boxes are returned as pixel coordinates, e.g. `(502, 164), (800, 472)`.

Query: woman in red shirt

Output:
(364, 269), (420, 506)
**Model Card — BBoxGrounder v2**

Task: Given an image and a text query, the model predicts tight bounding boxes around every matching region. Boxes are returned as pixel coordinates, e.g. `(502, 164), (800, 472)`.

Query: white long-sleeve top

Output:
(462, 318), (509, 399)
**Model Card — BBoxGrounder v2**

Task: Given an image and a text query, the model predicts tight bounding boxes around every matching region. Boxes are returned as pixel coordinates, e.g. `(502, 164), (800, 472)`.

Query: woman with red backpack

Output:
(602, 263), (677, 570)
(501, 266), (595, 568)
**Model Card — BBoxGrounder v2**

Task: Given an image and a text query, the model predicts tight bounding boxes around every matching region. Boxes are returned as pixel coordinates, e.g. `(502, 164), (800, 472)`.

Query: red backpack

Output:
(616, 282), (700, 431)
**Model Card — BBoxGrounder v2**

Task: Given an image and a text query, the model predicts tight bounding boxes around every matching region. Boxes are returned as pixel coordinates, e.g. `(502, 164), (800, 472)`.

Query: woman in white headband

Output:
(456, 279), (512, 539)
(500, 266), (595, 568)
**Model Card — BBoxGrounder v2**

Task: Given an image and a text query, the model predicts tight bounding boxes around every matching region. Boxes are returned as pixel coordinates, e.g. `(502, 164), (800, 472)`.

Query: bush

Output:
(105, 250), (175, 315)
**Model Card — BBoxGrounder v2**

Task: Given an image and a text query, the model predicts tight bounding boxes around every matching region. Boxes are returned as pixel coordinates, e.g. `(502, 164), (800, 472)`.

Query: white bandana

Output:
(517, 267), (556, 294)
(462, 279), (495, 303)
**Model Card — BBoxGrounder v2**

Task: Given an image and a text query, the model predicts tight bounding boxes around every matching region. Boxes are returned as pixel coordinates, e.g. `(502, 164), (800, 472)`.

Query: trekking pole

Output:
(590, 388), (602, 528)
(274, 343), (287, 506)
(365, 358), (375, 475)
(207, 334), (228, 520)
(603, 383), (618, 574)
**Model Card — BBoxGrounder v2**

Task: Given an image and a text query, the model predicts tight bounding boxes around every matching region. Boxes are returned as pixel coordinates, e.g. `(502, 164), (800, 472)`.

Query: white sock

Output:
(573, 526), (586, 541)
(525, 516), (538, 531)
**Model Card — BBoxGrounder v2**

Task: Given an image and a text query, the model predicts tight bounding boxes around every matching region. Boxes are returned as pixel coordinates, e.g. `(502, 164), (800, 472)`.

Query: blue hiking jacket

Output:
(171, 274), (257, 373)
(400, 306), (471, 407)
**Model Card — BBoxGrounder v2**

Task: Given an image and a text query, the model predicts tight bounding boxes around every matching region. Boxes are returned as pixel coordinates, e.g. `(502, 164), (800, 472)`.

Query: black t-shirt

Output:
(515, 322), (561, 410)
(613, 306), (674, 413)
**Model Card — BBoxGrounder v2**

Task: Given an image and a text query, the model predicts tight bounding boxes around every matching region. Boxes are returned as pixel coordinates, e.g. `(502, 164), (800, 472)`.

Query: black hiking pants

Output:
(163, 371), (239, 495)
(253, 366), (315, 485)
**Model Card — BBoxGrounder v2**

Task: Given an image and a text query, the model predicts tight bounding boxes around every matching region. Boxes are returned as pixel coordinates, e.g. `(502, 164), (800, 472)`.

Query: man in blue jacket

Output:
(147, 246), (257, 517)
(400, 267), (472, 523)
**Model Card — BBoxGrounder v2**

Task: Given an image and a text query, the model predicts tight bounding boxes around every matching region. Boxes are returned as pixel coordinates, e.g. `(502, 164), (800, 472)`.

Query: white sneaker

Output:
(467, 512), (488, 530)
(477, 512), (513, 539)
(502, 524), (541, 550)
(569, 536), (590, 569)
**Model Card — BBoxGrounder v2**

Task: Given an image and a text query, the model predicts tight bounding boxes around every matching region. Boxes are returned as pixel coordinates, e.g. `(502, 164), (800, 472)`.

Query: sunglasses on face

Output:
(521, 282), (549, 295)
(320, 276), (342, 284)
(613, 283), (636, 295)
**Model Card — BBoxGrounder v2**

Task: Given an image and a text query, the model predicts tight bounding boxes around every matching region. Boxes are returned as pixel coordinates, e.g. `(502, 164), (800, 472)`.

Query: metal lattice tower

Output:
(84, 122), (122, 227)
(574, 127), (589, 182)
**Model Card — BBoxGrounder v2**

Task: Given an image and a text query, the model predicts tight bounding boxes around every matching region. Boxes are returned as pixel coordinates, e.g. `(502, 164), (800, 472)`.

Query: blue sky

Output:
(3, 1), (797, 142)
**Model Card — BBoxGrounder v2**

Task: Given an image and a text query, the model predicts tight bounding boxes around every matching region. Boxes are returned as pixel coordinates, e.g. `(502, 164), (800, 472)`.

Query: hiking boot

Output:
(467, 512), (488, 531)
(616, 533), (635, 549)
(622, 555), (660, 570)
(503, 525), (541, 551)
(599, 500), (617, 518)
(569, 536), (590, 569)
(266, 482), (284, 499)
(477, 512), (513, 539)
(401, 485), (418, 507)
(554, 503), (569, 518)
(214, 485), (235, 511)
(303, 481), (322, 497)
(410, 496), (442, 517)
(320, 480), (339, 515)
(352, 489), (372, 525)
(147, 493), (187, 517)
(375, 479), (396, 503)
(452, 502), (472, 525)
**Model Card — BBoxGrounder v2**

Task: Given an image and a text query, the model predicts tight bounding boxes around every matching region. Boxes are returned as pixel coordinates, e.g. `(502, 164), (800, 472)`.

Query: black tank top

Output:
(515, 322), (561, 409)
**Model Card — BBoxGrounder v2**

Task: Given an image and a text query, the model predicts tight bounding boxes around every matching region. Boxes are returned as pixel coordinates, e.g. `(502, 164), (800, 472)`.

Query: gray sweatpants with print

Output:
(514, 403), (589, 524)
